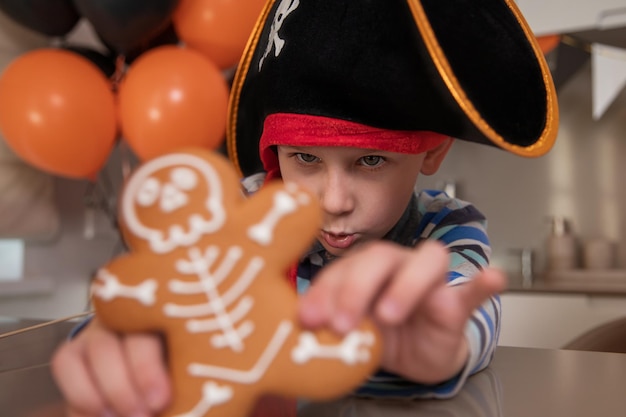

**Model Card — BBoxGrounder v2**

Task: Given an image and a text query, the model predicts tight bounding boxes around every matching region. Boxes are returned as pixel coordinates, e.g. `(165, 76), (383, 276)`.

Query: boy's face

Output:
(277, 145), (428, 257)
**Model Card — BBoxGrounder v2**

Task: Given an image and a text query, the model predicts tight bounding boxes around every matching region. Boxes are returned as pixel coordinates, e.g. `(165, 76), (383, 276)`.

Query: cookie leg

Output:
(262, 326), (381, 400)
(164, 380), (260, 417)
(168, 381), (232, 417)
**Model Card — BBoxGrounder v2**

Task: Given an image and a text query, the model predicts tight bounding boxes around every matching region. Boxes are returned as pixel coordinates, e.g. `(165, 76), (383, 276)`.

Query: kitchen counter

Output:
(506, 270), (626, 296)
(1, 317), (626, 417)
(0, 317), (76, 373)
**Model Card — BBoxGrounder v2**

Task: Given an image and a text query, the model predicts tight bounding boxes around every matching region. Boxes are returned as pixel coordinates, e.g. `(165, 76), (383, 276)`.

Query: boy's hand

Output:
(51, 317), (170, 417)
(298, 240), (506, 384)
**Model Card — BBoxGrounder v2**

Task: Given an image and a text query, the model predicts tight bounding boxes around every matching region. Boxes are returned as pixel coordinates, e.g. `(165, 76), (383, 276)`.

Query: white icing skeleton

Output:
(92, 150), (381, 417)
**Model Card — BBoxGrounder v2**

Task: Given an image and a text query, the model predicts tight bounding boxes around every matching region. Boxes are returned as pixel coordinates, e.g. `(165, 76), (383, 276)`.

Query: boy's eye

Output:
(360, 155), (384, 167)
(296, 153), (319, 163)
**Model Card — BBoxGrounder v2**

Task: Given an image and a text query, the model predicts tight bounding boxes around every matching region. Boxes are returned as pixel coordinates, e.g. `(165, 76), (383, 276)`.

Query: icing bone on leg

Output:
(291, 330), (376, 365)
(92, 269), (157, 306)
(172, 381), (233, 417)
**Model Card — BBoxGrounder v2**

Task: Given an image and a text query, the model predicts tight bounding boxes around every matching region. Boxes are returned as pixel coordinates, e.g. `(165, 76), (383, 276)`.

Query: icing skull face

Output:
(121, 153), (227, 254)
(136, 167), (198, 213)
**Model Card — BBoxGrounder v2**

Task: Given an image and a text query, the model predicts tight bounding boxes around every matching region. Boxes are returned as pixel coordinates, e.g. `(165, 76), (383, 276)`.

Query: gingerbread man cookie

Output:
(91, 148), (382, 417)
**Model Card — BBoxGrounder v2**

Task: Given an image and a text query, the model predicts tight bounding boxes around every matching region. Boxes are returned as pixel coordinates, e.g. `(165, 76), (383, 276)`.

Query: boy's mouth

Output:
(320, 231), (356, 249)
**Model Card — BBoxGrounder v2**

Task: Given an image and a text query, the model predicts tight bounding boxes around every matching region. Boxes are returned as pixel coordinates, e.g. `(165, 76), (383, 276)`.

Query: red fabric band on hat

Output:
(260, 113), (449, 181)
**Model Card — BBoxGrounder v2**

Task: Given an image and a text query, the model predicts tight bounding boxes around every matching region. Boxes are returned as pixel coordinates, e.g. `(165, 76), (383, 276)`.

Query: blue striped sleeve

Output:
(357, 190), (500, 398)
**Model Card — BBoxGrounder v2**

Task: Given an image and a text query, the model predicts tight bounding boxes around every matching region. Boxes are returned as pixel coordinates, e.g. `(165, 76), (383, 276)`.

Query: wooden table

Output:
(1, 318), (625, 417)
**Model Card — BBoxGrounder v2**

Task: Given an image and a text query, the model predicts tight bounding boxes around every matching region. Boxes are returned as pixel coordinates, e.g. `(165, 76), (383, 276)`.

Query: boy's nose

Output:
(319, 171), (355, 216)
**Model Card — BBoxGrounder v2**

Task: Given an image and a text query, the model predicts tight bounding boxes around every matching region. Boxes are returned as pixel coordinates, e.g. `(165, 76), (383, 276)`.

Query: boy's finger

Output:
(328, 241), (411, 333)
(298, 275), (338, 329)
(125, 333), (172, 412)
(50, 341), (107, 416)
(374, 240), (450, 325)
(455, 267), (507, 314)
(299, 241), (403, 333)
(85, 329), (149, 417)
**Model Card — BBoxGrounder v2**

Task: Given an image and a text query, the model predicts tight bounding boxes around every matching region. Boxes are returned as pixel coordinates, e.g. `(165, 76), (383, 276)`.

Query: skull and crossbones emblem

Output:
(258, 0), (300, 70)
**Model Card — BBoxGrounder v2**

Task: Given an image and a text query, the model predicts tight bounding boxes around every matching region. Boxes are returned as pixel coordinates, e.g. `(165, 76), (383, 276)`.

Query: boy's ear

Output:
(420, 138), (454, 175)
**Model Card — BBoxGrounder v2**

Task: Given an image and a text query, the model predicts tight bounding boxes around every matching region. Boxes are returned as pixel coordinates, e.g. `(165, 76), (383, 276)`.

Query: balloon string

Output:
(119, 141), (134, 180)
(0, 311), (93, 340)
(83, 181), (98, 240)
(83, 164), (124, 239)
(111, 55), (127, 93)
(97, 167), (117, 221)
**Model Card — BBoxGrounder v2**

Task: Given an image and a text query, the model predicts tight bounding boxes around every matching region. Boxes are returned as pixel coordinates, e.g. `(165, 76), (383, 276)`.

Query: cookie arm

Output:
(90, 255), (166, 333)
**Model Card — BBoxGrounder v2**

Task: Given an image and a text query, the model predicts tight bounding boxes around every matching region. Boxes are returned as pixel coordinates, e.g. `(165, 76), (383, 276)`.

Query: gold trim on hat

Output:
(228, 0), (560, 177)
(227, 0), (277, 177)
(407, 0), (559, 157)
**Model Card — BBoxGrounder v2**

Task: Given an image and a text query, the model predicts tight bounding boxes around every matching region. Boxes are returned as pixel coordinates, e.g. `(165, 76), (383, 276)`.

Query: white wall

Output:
(515, 0), (626, 35)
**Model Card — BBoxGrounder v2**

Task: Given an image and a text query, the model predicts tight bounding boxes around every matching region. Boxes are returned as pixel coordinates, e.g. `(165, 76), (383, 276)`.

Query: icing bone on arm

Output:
(91, 255), (172, 331)
(90, 148), (382, 417)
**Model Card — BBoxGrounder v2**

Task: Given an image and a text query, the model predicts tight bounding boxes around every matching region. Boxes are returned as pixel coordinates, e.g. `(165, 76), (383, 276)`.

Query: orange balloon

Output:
(173, 0), (267, 69)
(535, 34), (561, 55)
(0, 49), (117, 179)
(118, 46), (229, 161)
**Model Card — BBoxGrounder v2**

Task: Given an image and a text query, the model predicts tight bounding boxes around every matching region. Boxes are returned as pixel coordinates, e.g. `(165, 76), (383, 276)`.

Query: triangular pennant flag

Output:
(592, 43), (626, 120)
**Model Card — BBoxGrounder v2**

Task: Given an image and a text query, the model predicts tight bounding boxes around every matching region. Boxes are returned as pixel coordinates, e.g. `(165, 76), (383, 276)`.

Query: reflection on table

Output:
(298, 367), (502, 417)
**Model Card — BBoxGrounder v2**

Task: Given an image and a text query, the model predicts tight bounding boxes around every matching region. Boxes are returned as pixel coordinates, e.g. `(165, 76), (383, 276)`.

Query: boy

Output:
(226, 0), (557, 396)
(52, 0), (558, 416)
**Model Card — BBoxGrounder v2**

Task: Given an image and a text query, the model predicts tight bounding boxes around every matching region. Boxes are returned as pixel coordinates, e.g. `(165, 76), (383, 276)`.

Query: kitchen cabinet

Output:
(499, 290), (626, 349)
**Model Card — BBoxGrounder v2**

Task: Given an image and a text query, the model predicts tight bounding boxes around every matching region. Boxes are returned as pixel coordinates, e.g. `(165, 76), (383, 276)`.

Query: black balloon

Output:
(64, 46), (117, 78)
(102, 23), (180, 63)
(0, 0), (80, 37)
(73, 0), (180, 54)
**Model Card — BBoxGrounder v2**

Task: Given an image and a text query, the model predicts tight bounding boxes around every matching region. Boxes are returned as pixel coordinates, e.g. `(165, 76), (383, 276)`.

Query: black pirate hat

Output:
(227, 0), (559, 178)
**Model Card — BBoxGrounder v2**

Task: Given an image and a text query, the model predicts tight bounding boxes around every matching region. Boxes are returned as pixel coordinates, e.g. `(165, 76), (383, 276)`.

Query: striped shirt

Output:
(295, 189), (500, 398)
